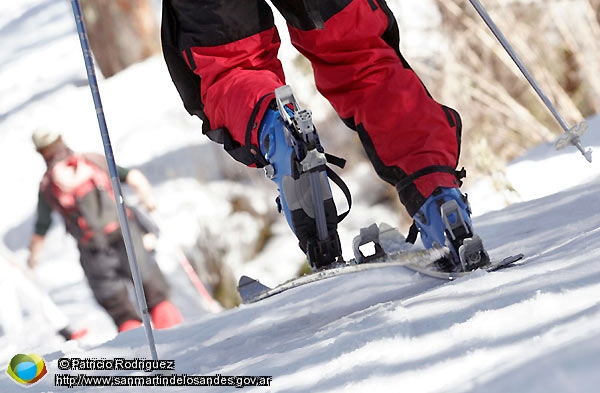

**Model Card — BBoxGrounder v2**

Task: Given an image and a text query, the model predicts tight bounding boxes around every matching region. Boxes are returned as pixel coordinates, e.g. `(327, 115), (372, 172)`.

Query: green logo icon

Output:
(6, 354), (48, 387)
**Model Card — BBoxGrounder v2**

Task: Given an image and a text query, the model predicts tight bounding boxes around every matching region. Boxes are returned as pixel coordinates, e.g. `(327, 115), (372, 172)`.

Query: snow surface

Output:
(1, 1), (600, 392)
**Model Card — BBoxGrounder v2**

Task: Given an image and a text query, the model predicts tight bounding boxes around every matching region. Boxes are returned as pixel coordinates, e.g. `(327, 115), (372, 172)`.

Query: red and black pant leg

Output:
(162, 0), (463, 216)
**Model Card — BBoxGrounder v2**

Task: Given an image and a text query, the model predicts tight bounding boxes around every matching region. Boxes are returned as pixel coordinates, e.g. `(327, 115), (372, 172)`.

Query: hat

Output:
(32, 127), (61, 150)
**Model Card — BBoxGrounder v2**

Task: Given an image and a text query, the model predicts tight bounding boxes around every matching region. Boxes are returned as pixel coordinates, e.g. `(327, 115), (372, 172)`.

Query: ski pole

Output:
(173, 247), (221, 313)
(70, 0), (158, 360)
(131, 205), (220, 313)
(468, 0), (592, 163)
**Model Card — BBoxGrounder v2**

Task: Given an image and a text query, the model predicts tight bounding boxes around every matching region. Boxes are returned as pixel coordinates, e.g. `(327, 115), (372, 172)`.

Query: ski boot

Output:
(259, 86), (343, 270)
(413, 187), (489, 272)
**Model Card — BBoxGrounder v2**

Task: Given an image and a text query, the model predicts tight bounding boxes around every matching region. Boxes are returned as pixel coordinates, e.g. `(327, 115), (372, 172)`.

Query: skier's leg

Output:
(282, 0), (480, 267)
(163, 0), (342, 268)
(79, 247), (141, 330)
(163, 0), (285, 153)
(119, 220), (183, 329)
(284, 0), (461, 212)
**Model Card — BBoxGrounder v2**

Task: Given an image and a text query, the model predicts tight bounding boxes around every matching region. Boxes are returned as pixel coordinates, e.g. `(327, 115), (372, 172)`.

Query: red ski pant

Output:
(164, 0), (462, 216)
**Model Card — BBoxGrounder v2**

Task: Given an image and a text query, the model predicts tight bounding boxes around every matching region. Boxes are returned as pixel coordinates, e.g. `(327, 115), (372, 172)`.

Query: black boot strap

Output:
(406, 222), (419, 245)
(324, 153), (351, 223)
(396, 165), (466, 194)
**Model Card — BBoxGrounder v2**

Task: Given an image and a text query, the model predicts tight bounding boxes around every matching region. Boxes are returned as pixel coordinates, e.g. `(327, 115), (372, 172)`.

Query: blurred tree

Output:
(81, 0), (160, 78)
(430, 0), (600, 176)
(591, 0), (600, 23)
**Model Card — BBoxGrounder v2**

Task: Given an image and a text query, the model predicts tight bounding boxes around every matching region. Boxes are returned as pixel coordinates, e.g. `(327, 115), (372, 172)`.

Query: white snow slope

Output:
(1, 1), (600, 392)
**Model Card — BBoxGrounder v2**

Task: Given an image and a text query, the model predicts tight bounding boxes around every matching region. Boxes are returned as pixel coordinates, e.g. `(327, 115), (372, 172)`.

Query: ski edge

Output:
(239, 252), (525, 303)
(237, 247), (448, 304)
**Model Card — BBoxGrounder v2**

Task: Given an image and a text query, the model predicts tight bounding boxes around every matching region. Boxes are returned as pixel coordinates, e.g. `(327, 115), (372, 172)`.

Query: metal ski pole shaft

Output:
(142, 209), (220, 313)
(70, 0), (158, 360)
(468, 0), (592, 163)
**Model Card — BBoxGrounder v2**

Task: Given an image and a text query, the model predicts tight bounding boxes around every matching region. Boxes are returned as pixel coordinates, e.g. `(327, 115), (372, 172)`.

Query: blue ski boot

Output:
(259, 86), (343, 269)
(413, 187), (489, 272)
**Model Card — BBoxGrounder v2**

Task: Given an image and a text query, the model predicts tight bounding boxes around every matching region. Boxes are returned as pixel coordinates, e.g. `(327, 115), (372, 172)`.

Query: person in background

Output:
(28, 128), (183, 332)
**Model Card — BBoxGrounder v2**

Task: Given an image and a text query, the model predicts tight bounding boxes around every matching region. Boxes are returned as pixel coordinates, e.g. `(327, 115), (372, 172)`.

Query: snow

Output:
(1, 1), (600, 392)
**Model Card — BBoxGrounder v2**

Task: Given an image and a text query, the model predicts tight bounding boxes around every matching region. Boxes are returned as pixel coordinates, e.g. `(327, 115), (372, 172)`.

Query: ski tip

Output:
(238, 275), (257, 288)
(507, 253), (525, 263)
(237, 275), (272, 304)
(238, 275), (270, 291)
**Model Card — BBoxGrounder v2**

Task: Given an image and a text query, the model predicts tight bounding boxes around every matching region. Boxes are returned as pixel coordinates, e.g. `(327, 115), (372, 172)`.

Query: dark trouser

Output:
(78, 220), (169, 327)
(162, 0), (463, 216)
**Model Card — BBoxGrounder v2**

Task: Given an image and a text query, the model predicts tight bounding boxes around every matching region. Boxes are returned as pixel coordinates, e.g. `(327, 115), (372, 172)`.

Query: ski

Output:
(238, 247), (448, 304)
(238, 249), (524, 304)
(237, 223), (525, 304)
